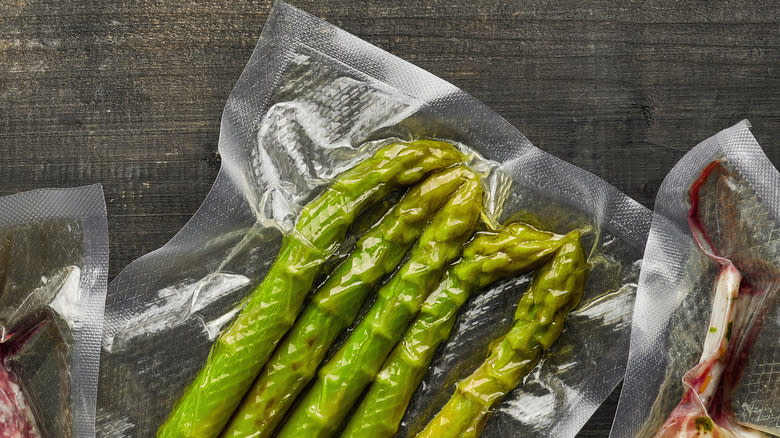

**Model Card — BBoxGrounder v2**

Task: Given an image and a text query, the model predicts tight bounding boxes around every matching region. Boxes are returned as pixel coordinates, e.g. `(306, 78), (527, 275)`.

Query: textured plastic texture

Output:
(0, 185), (109, 438)
(610, 120), (779, 438)
(95, 2), (651, 437)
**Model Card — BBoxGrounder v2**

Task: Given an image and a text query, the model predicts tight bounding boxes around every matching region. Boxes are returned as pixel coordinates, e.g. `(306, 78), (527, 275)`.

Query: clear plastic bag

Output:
(610, 120), (779, 437)
(0, 185), (109, 437)
(96, 2), (651, 437)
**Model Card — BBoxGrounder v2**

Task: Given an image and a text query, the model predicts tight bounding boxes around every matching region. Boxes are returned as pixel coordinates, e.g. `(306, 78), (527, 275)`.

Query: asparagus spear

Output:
(157, 140), (463, 438)
(417, 231), (588, 438)
(221, 166), (475, 438)
(275, 169), (483, 438)
(341, 222), (565, 438)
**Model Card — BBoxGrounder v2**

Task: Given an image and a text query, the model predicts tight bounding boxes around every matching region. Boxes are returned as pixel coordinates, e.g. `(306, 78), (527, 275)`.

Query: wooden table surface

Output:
(1, 0), (778, 436)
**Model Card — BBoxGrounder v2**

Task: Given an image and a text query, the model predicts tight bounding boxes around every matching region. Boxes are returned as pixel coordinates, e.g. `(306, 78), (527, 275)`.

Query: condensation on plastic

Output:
(95, 2), (651, 437)
(610, 120), (779, 438)
(0, 185), (109, 438)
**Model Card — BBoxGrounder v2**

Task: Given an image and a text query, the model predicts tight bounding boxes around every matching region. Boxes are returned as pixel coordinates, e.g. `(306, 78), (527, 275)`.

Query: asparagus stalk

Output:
(157, 140), (463, 438)
(341, 222), (565, 438)
(221, 166), (475, 438)
(417, 231), (588, 438)
(275, 168), (483, 438)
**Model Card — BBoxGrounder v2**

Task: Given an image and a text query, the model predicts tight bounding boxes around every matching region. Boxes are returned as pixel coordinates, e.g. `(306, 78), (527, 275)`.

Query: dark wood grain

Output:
(1, 0), (778, 435)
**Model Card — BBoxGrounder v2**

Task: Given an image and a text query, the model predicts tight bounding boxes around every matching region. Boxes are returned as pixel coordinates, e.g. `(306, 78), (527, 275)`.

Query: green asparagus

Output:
(220, 166), (475, 438)
(275, 169), (483, 438)
(341, 222), (565, 438)
(416, 231), (587, 438)
(157, 140), (463, 438)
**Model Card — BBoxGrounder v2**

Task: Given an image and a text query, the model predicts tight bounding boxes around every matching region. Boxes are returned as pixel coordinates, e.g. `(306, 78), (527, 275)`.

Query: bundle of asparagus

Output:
(344, 225), (579, 437)
(157, 139), (590, 438)
(225, 165), (478, 437)
(158, 139), (463, 438)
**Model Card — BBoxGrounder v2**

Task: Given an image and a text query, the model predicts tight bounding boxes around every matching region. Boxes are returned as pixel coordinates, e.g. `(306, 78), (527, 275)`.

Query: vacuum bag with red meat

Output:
(611, 120), (779, 438)
(0, 185), (108, 437)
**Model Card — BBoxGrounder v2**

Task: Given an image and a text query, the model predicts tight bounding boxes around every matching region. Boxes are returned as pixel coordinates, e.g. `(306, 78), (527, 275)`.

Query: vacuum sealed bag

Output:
(611, 120), (779, 438)
(96, 2), (651, 437)
(0, 185), (109, 437)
